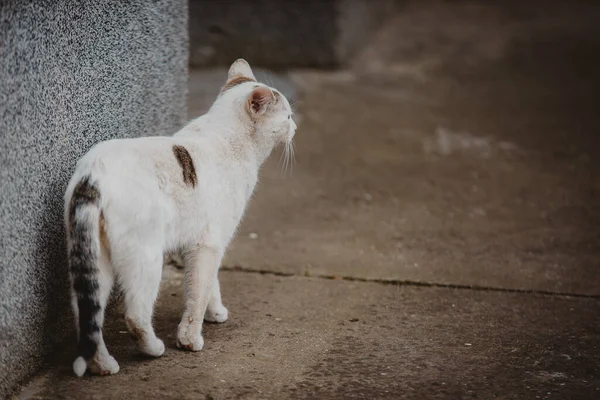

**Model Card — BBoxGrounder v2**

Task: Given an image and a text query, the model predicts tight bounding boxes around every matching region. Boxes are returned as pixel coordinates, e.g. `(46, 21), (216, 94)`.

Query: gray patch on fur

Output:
(69, 176), (102, 360)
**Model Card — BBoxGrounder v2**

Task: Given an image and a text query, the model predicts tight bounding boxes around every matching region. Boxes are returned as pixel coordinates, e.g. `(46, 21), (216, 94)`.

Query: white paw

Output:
(176, 317), (204, 351)
(139, 337), (165, 357)
(89, 354), (120, 376)
(205, 304), (229, 323)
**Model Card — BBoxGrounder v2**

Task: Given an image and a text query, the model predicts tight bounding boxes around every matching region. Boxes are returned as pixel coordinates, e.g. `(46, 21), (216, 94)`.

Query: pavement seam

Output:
(222, 265), (600, 300)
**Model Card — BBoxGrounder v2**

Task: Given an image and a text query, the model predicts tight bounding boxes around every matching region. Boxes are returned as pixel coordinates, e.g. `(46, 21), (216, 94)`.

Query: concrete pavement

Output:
(18, 267), (600, 399)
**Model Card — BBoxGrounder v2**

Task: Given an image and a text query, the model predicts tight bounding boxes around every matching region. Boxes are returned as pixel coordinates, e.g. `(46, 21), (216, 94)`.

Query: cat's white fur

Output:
(65, 59), (296, 376)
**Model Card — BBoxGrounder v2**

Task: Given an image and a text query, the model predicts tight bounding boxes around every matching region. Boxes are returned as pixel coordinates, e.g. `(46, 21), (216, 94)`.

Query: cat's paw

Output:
(176, 317), (204, 351)
(205, 304), (229, 323)
(89, 354), (120, 376)
(139, 337), (165, 357)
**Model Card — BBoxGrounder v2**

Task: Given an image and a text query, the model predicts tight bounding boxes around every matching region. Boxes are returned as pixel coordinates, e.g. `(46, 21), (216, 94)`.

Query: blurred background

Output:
(2, 1), (600, 399)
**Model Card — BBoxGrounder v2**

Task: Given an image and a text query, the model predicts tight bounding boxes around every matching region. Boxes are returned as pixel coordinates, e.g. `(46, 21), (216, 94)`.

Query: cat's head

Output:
(217, 59), (296, 145)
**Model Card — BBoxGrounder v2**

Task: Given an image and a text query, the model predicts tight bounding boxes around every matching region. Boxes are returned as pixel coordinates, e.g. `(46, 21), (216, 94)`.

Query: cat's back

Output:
(66, 136), (175, 200)
(69, 135), (223, 195)
(82, 136), (172, 163)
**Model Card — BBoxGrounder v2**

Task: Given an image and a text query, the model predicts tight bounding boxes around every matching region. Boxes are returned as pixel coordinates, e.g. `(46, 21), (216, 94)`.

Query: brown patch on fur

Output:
(125, 317), (146, 341)
(172, 145), (198, 188)
(99, 211), (111, 261)
(221, 75), (256, 93)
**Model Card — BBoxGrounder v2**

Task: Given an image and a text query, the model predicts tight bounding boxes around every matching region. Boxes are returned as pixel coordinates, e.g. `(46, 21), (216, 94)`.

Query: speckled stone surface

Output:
(0, 0), (187, 396)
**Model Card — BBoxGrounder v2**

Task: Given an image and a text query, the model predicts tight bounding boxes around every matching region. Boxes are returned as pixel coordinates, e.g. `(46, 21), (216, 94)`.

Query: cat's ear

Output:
(247, 86), (274, 116)
(227, 58), (256, 81)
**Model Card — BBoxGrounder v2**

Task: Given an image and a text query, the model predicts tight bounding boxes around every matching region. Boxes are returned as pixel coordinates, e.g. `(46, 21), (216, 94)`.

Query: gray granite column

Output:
(0, 1), (188, 395)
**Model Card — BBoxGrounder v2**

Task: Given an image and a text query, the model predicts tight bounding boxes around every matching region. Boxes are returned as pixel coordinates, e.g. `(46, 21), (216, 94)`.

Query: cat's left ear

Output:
(247, 86), (274, 116)
(227, 58), (256, 81)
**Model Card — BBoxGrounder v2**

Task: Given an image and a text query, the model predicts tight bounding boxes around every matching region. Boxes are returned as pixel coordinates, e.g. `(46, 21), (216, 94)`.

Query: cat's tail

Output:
(67, 175), (103, 377)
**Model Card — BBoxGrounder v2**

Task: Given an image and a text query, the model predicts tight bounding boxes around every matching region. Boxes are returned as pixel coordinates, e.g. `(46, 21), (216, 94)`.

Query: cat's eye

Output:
(287, 115), (291, 119)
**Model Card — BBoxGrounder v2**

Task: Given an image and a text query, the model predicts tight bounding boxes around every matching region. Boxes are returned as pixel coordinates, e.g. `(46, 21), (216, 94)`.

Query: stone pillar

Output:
(0, 1), (188, 396)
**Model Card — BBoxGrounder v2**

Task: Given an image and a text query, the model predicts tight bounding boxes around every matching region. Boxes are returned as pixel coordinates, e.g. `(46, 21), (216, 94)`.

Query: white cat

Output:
(64, 59), (296, 377)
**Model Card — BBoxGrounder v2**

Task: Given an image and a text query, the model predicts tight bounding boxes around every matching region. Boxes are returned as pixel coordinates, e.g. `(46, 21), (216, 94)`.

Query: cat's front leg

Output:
(176, 245), (222, 351)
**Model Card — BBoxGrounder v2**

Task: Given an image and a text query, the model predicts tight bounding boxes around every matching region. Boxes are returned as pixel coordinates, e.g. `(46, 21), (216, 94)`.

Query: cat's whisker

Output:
(289, 142), (294, 176)
(289, 141), (294, 176)
(284, 142), (290, 176)
(289, 141), (296, 176)
(278, 144), (286, 170)
(293, 142), (297, 171)
(283, 140), (292, 176)
(280, 142), (287, 175)
(291, 140), (297, 164)
(290, 100), (303, 113)
(265, 71), (274, 88)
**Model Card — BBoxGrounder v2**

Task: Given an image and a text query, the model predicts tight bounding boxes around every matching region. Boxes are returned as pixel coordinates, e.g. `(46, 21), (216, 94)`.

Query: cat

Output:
(65, 59), (296, 377)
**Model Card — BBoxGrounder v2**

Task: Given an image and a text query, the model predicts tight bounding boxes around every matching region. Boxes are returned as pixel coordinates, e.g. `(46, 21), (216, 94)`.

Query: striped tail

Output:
(67, 176), (102, 377)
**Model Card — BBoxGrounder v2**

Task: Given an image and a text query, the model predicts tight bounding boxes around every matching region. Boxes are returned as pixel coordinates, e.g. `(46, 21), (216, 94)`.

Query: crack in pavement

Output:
(222, 265), (600, 300)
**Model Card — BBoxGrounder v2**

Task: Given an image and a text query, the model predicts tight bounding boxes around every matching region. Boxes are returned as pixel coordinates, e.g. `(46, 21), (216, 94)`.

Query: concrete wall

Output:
(0, 0), (188, 396)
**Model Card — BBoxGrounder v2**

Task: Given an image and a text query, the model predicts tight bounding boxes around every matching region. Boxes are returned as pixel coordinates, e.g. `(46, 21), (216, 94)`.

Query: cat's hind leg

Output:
(118, 246), (165, 358)
(204, 274), (229, 323)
